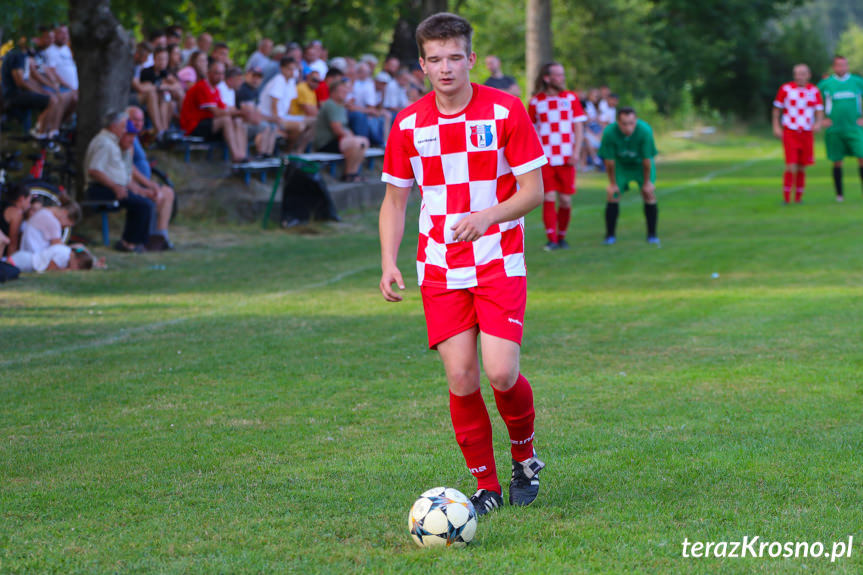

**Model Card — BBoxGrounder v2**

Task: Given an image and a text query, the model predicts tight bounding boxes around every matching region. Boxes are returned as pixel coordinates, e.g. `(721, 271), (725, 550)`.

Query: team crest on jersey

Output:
(469, 123), (495, 149)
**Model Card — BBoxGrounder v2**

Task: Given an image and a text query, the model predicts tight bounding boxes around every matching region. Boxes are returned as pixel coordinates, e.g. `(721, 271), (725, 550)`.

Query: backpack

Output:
(280, 164), (339, 227)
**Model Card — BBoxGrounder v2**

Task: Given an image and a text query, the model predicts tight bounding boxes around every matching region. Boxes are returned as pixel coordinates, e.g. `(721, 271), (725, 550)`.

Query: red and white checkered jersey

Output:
(528, 91), (587, 166)
(382, 83), (547, 289)
(773, 82), (823, 131)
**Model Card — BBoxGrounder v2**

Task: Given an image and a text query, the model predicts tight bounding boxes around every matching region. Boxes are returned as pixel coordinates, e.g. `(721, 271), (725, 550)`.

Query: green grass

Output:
(2, 131), (863, 574)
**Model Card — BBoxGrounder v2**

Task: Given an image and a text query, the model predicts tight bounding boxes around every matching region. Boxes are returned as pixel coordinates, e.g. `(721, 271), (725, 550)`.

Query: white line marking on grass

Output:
(2, 264), (376, 367)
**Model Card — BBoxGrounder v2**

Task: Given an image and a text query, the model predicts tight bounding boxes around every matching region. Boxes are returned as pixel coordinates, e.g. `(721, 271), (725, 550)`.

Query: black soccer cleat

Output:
(557, 238), (570, 249)
(509, 453), (545, 506)
(470, 489), (504, 517)
(543, 241), (560, 251)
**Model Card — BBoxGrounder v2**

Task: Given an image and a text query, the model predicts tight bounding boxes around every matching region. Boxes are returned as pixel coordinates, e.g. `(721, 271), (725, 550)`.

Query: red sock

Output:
(795, 171), (805, 202)
(783, 171), (792, 203)
(492, 374), (536, 461)
(449, 389), (499, 493)
(542, 201), (558, 243)
(557, 206), (571, 239)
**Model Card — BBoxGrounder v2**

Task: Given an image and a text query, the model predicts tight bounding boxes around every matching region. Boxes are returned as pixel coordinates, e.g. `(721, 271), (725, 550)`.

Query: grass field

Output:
(2, 131), (863, 574)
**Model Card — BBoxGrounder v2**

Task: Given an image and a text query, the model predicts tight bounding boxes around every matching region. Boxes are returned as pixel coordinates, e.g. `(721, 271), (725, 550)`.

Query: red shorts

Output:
(420, 276), (527, 349)
(783, 128), (814, 166)
(541, 163), (576, 195)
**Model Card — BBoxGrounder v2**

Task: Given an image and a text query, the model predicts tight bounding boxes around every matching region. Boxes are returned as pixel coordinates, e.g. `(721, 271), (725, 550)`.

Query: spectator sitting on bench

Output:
(0, 38), (66, 139)
(196, 33), (213, 57)
(131, 41), (154, 107)
(313, 78), (369, 182)
(290, 69), (319, 118)
(85, 111), (155, 253)
(1, 184), (32, 259)
(211, 42), (233, 67)
(347, 61), (389, 147)
(231, 68), (278, 158)
(301, 40), (327, 80)
(41, 25), (79, 115)
(177, 50), (206, 91)
(139, 46), (183, 140)
(259, 56), (310, 153)
(315, 67), (343, 104)
(127, 106), (176, 249)
(180, 59), (249, 163)
(245, 38), (273, 74)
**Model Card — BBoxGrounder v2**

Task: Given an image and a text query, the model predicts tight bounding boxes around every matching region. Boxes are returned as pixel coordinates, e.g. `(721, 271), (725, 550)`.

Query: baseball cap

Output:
(125, 119), (140, 134)
(375, 72), (392, 83)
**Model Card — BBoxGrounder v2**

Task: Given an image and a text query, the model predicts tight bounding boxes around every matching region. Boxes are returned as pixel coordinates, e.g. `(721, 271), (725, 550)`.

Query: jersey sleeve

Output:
(570, 94), (587, 122)
(773, 84), (787, 108)
(502, 99), (546, 175)
(641, 126), (658, 159)
(598, 125), (614, 160)
(381, 114), (415, 188)
(527, 98), (537, 124)
(813, 86), (824, 110)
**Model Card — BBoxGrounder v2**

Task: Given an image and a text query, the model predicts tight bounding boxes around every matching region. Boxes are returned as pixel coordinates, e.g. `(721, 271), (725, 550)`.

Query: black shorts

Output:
(6, 90), (50, 111)
(190, 118), (221, 141)
(318, 138), (341, 154)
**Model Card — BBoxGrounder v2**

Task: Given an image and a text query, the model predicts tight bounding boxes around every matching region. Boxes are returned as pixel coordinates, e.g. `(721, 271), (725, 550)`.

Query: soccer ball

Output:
(408, 487), (477, 548)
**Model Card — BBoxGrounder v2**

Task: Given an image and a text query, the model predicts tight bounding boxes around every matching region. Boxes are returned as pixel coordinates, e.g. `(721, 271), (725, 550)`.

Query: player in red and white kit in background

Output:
(379, 13), (547, 516)
(772, 64), (824, 204)
(529, 62), (586, 250)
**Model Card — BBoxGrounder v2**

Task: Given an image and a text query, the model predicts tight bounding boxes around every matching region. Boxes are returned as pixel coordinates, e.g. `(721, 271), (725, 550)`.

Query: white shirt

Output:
(308, 59), (328, 79)
(11, 244), (71, 273)
(383, 80), (408, 111)
(598, 100), (615, 124)
(216, 81), (236, 108)
(351, 78), (377, 108)
(258, 73), (297, 120)
(44, 44), (79, 90)
(20, 209), (62, 254)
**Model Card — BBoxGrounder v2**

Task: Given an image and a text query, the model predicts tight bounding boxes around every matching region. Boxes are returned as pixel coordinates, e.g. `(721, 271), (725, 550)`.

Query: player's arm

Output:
(771, 107), (783, 139)
(451, 168), (543, 243)
(570, 121), (584, 166)
(814, 109), (824, 132)
(379, 183), (411, 302)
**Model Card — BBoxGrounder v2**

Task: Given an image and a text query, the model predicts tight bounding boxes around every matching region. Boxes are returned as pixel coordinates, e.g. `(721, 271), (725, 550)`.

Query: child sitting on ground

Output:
(9, 243), (98, 273)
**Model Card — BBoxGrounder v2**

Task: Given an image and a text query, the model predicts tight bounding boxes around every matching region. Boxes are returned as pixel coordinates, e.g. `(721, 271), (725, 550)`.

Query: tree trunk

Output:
(68, 0), (134, 199)
(389, 0), (448, 65)
(526, 0), (552, 96)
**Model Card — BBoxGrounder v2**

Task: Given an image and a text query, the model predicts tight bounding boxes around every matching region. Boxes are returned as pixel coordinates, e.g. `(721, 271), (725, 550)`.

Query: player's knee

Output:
(486, 365), (518, 392)
(447, 368), (480, 395)
(559, 195), (572, 208)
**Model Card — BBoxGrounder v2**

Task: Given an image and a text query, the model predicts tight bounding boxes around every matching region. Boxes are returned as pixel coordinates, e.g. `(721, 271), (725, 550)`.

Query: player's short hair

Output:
(415, 12), (473, 59)
(833, 54), (846, 62)
(617, 106), (636, 119)
(279, 56), (296, 68)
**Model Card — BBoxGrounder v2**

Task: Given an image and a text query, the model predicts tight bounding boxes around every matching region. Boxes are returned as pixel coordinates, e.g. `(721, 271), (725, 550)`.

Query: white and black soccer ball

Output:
(408, 486), (477, 548)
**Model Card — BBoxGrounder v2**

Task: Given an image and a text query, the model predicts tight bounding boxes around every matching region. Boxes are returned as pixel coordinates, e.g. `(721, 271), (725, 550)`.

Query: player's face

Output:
(793, 65), (810, 86)
(617, 113), (637, 136)
(546, 64), (566, 92)
(833, 58), (849, 77)
(419, 38), (476, 98)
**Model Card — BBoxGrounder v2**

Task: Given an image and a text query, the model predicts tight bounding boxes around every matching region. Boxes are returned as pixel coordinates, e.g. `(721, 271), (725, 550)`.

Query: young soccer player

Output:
(772, 64), (823, 204)
(528, 62), (586, 250)
(817, 55), (863, 202)
(598, 106), (659, 245)
(379, 13), (547, 515)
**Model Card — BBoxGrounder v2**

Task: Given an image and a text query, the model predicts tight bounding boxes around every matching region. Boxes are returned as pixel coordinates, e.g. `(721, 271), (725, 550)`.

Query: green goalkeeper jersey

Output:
(817, 74), (863, 131)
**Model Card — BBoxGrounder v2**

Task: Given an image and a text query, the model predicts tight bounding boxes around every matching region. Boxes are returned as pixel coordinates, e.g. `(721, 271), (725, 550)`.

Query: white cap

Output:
(374, 71), (392, 83)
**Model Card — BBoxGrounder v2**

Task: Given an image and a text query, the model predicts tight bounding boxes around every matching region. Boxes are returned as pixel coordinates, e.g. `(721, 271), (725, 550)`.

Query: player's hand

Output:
(606, 183), (619, 198)
(857, 118), (863, 128)
(451, 212), (492, 242)
(822, 118), (833, 129)
(380, 267), (406, 302)
(566, 155), (578, 167)
(642, 182), (656, 202)
(772, 126), (782, 139)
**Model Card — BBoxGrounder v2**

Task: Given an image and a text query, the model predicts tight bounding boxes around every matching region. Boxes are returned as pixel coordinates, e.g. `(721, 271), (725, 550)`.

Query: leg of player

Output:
(605, 186), (620, 245)
(641, 184), (659, 245)
(480, 332), (545, 507)
(833, 161), (844, 201)
(437, 328), (503, 515)
(795, 164), (806, 203)
(556, 192), (572, 249)
(542, 189), (559, 250)
(783, 163), (795, 204)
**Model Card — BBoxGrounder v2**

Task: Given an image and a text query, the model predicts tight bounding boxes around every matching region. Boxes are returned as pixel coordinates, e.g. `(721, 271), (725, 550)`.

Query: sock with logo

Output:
(795, 170), (805, 203)
(783, 170), (792, 203)
(543, 200), (558, 243)
(557, 205), (571, 239)
(450, 389), (500, 493)
(493, 374), (536, 461)
(644, 202), (658, 238)
(605, 202), (619, 238)
(833, 166), (843, 198)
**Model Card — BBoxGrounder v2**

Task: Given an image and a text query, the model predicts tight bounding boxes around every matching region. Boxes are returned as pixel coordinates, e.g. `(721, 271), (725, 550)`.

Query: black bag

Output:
(280, 164), (339, 226)
(0, 261), (20, 283)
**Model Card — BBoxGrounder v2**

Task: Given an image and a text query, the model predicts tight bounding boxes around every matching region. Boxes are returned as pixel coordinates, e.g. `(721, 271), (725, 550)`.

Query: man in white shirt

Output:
(258, 57), (309, 150)
(43, 25), (78, 92)
(245, 38), (273, 73)
(348, 62), (389, 146)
